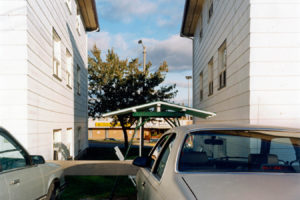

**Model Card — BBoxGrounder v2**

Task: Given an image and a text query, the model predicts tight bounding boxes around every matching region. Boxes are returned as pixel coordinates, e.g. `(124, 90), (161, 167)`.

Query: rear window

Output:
(178, 130), (300, 173)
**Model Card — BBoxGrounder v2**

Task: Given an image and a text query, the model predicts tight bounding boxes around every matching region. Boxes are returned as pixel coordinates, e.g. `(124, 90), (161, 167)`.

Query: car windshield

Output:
(178, 130), (300, 173)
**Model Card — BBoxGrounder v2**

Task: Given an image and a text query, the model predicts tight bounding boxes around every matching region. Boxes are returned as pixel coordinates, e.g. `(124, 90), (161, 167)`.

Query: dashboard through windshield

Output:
(178, 130), (300, 173)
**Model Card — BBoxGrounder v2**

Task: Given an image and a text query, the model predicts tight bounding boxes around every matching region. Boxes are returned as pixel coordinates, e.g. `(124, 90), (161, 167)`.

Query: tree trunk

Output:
(119, 117), (129, 150)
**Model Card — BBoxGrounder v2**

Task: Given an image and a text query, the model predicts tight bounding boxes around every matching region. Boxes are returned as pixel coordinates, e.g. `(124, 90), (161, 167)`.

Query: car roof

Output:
(164, 123), (300, 136)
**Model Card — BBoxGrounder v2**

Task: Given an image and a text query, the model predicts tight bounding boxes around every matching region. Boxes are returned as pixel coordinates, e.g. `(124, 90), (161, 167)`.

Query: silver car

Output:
(0, 127), (65, 200)
(133, 124), (300, 200)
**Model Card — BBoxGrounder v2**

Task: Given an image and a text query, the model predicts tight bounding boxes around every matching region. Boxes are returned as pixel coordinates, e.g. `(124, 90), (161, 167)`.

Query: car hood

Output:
(181, 173), (300, 200)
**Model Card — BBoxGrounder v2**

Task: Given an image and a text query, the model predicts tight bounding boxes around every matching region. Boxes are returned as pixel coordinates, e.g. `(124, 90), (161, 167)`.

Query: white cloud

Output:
(114, 34), (128, 51)
(157, 14), (182, 28)
(88, 32), (131, 59)
(89, 33), (192, 71)
(88, 31), (111, 51)
(144, 35), (192, 71)
(164, 80), (189, 88)
(98, 0), (157, 23)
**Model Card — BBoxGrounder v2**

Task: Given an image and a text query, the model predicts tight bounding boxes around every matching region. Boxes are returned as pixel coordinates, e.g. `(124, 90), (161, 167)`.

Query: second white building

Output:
(180, 0), (300, 128)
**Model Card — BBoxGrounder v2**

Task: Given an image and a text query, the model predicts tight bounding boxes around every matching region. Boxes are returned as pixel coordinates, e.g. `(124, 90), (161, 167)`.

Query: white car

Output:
(133, 124), (300, 200)
(0, 127), (65, 200)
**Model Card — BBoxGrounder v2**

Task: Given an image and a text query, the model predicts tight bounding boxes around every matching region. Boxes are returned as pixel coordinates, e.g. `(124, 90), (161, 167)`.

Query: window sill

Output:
(67, 84), (72, 90)
(53, 74), (62, 81)
(208, 93), (213, 97)
(218, 85), (226, 91)
(66, 4), (72, 15)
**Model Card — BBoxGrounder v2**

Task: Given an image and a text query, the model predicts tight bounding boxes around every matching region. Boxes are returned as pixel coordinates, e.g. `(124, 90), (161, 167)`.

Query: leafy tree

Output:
(88, 45), (177, 149)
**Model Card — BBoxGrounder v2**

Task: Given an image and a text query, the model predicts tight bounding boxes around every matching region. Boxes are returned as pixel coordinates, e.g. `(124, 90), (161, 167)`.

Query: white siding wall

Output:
(26, 0), (88, 159)
(193, 0), (251, 124)
(0, 0), (29, 147)
(0, 0), (89, 160)
(249, 0), (300, 128)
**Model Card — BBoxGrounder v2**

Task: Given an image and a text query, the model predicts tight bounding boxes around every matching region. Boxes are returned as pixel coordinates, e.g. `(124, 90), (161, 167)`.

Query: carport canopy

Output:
(102, 101), (215, 119)
(101, 101), (216, 156)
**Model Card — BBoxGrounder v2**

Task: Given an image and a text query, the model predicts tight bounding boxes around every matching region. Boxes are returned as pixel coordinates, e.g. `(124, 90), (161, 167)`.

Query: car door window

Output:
(148, 134), (170, 169)
(153, 135), (176, 180)
(0, 131), (28, 172)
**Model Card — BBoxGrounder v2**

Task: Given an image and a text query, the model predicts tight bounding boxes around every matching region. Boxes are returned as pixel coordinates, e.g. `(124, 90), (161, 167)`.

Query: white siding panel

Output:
(250, 3), (300, 18)
(250, 91), (300, 105)
(0, 16), (27, 30)
(250, 47), (300, 62)
(0, 1), (28, 150)
(250, 105), (300, 120)
(0, 1), (26, 15)
(250, 18), (300, 33)
(0, 74), (27, 90)
(0, 90), (27, 105)
(0, 30), (27, 45)
(0, 105), (27, 120)
(250, 33), (300, 48)
(249, 0), (300, 126)
(250, 76), (300, 90)
(0, 60), (27, 74)
(250, 62), (300, 76)
(0, 45), (27, 60)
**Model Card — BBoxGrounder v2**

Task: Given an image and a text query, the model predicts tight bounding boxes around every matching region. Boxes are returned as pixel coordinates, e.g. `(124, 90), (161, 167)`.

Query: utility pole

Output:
(138, 40), (146, 72)
(185, 75), (192, 120)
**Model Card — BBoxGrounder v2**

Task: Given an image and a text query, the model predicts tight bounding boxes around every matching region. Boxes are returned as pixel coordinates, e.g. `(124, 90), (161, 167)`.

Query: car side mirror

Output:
(132, 156), (149, 167)
(31, 155), (45, 165)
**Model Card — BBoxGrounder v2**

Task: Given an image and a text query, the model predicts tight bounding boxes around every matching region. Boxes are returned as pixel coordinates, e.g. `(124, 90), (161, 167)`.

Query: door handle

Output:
(10, 179), (20, 185)
(142, 181), (146, 187)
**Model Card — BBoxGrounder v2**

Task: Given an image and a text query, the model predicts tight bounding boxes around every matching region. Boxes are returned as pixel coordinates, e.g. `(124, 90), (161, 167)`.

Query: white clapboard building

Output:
(181, 0), (300, 127)
(0, 0), (99, 160)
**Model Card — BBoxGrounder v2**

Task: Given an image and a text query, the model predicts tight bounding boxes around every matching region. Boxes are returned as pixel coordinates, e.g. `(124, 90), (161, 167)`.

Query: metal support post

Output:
(139, 117), (143, 157)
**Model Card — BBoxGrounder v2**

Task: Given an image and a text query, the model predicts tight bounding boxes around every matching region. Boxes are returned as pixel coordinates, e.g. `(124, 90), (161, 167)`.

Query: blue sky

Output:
(89, 0), (193, 106)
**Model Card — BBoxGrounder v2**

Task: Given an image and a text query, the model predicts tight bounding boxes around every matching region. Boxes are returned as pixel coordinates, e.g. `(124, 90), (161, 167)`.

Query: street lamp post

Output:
(138, 40), (146, 72)
(186, 75), (192, 120)
(185, 76), (192, 108)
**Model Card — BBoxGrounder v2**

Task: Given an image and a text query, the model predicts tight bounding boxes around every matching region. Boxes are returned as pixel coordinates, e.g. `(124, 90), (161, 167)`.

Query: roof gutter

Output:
(90, 0), (100, 32)
(180, 0), (191, 38)
(78, 0), (100, 32)
(180, 0), (204, 39)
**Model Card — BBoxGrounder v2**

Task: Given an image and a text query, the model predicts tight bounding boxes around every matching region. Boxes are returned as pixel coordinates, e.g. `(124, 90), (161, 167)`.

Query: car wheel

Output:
(46, 181), (59, 200)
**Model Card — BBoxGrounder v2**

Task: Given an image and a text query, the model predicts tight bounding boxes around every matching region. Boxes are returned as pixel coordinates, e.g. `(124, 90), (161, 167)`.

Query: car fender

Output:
(39, 162), (64, 193)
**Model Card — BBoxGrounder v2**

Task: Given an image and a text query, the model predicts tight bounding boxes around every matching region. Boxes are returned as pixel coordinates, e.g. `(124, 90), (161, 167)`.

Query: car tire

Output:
(46, 181), (59, 200)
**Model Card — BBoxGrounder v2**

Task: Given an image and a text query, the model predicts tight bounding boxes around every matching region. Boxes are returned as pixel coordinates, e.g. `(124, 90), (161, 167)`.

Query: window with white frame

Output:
(76, 8), (82, 35)
(199, 71), (203, 101)
(208, 0), (213, 22)
(77, 65), (81, 95)
(218, 40), (227, 89)
(66, 49), (72, 88)
(53, 129), (62, 160)
(208, 58), (214, 96)
(66, 128), (73, 159)
(199, 14), (203, 42)
(53, 29), (62, 79)
(65, 0), (72, 14)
